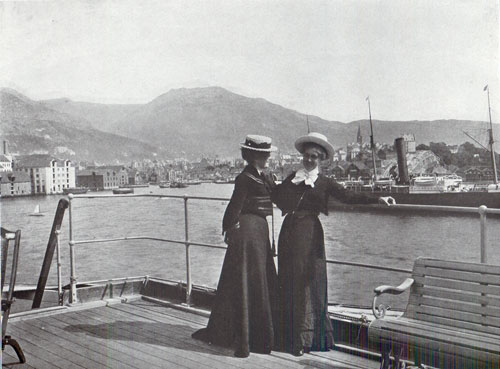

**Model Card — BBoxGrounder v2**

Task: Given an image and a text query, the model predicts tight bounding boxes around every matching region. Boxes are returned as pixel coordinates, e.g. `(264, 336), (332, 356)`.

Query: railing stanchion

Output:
(184, 195), (192, 306)
(55, 229), (63, 306)
(68, 194), (78, 303)
(479, 205), (487, 263)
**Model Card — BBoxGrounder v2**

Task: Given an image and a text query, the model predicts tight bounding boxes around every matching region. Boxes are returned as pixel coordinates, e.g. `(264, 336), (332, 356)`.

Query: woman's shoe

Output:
(234, 349), (249, 358)
(292, 347), (304, 357)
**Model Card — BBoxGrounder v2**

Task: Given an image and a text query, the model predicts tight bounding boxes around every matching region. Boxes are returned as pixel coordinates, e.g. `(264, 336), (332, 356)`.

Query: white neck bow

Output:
(291, 168), (319, 188)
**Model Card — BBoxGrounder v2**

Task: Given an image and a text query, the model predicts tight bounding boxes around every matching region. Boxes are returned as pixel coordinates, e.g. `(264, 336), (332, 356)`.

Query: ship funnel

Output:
(394, 137), (409, 184)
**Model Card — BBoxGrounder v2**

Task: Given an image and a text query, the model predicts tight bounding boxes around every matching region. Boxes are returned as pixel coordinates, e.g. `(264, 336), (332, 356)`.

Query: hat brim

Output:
(295, 136), (334, 159)
(240, 143), (277, 152)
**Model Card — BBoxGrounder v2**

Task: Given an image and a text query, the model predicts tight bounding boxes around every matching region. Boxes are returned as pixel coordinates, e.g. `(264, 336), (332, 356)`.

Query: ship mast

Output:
(367, 96), (378, 180)
(485, 85), (498, 184)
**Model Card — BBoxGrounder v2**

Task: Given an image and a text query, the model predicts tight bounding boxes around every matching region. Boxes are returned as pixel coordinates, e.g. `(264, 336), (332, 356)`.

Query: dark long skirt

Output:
(192, 214), (278, 356)
(276, 213), (334, 353)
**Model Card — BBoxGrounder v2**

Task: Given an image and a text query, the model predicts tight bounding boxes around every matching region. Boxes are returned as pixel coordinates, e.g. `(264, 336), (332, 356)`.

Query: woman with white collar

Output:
(192, 135), (278, 358)
(272, 132), (393, 356)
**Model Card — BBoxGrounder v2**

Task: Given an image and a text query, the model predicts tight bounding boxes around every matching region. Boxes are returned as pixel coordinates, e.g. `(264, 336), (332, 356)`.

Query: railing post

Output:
(68, 194), (78, 303)
(184, 195), (192, 306)
(55, 228), (63, 306)
(478, 205), (487, 263)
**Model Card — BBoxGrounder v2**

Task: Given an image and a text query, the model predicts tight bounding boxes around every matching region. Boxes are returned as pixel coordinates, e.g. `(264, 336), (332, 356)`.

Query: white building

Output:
(0, 154), (12, 172)
(14, 154), (76, 194)
(402, 134), (416, 153)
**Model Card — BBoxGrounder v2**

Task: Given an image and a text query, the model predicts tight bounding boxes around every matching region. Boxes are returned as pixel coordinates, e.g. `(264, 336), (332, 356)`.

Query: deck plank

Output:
(76, 307), (231, 369)
(7, 299), (380, 369)
(23, 313), (145, 369)
(117, 299), (379, 369)
(9, 321), (112, 369)
(111, 301), (298, 369)
(2, 325), (84, 369)
(81, 303), (279, 369)
(2, 350), (36, 368)
(53, 307), (187, 369)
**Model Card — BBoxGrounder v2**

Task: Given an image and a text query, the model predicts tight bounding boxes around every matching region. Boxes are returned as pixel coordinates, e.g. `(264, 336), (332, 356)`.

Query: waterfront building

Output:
(14, 154), (76, 194)
(0, 171), (31, 197)
(81, 166), (129, 189)
(0, 154), (13, 172)
(76, 170), (105, 190)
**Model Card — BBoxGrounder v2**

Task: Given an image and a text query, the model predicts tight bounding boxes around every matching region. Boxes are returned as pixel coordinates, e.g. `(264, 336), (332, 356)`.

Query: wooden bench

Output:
(368, 257), (500, 369)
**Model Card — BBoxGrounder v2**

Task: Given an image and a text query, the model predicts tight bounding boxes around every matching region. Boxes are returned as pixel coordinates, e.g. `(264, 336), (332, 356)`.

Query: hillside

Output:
(41, 98), (141, 133)
(0, 89), (161, 163)
(106, 87), (500, 157)
(106, 87), (347, 157)
(2, 86), (498, 161)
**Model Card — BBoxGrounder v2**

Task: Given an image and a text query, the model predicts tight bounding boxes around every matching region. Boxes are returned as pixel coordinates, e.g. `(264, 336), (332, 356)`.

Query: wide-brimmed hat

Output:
(240, 135), (277, 152)
(294, 132), (334, 160)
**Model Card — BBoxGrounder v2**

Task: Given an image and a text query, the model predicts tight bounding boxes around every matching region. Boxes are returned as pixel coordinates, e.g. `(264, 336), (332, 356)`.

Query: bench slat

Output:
(413, 275), (500, 295)
(407, 294), (500, 318)
(371, 317), (500, 348)
(405, 304), (500, 330)
(413, 265), (500, 286)
(415, 258), (500, 275)
(413, 285), (500, 307)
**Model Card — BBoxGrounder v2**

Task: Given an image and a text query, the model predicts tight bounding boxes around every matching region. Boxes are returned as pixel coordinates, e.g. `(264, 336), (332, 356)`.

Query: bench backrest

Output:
(403, 257), (500, 336)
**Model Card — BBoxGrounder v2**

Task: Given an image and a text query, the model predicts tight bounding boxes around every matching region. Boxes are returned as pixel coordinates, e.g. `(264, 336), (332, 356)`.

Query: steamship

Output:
(333, 91), (500, 210)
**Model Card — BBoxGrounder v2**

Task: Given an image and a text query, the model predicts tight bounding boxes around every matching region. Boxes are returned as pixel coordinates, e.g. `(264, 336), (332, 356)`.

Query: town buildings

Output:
(14, 154), (76, 195)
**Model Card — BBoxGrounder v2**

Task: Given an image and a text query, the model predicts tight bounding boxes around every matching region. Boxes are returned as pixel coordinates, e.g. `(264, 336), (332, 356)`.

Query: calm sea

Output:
(2, 183), (500, 309)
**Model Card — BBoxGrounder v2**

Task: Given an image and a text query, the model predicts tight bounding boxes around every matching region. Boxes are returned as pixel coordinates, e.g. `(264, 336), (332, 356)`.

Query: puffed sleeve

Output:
(222, 174), (249, 233)
(327, 177), (378, 204)
(262, 171), (277, 193)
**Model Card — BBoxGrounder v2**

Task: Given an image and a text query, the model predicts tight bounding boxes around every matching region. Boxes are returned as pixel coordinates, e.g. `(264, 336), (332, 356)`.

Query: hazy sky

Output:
(1, 0), (498, 122)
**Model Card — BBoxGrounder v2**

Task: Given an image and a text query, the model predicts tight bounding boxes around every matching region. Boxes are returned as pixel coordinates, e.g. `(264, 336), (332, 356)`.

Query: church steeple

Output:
(356, 124), (362, 145)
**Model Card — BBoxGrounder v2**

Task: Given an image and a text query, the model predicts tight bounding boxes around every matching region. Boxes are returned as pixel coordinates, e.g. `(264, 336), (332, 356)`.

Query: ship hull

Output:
(330, 189), (500, 209)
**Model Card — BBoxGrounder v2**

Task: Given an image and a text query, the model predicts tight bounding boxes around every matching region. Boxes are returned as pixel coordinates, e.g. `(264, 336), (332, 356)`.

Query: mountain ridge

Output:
(2, 86), (498, 161)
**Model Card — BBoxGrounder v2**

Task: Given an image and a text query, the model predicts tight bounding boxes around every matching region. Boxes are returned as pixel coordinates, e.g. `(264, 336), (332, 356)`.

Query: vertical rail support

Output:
(55, 229), (63, 306)
(32, 199), (69, 309)
(479, 205), (487, 263)
(183, 195), (192, 306)
(68, 194), (78, 304)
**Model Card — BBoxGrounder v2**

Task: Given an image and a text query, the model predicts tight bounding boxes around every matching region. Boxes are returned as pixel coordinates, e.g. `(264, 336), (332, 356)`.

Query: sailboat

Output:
(29, 204), (45, 217)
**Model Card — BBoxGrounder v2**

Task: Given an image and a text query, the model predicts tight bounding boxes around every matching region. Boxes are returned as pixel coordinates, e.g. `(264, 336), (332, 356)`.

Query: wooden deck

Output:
(3, 298), (381, 369)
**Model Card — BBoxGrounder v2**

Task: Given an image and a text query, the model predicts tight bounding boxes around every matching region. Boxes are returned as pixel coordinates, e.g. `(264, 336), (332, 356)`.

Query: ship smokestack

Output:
(2, 140), (8, 155)
(394, 137), (409, 184)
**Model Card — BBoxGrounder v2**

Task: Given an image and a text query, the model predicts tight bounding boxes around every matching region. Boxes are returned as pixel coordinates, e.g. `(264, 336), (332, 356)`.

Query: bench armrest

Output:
(372, 278), (414, 319)
(374, 278), (414, 296)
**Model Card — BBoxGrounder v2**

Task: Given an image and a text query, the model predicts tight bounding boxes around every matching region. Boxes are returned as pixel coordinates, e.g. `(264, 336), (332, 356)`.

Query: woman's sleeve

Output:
(222, 175), (249, 233)
(328, 178), (378, 204)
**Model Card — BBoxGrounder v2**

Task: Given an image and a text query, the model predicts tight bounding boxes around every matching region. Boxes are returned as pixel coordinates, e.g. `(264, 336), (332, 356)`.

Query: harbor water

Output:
(2, 183), (500, 309)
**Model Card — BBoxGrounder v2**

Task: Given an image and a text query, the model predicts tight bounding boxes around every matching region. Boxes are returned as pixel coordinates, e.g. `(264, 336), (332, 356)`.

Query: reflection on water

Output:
(2, 183), (499, 308)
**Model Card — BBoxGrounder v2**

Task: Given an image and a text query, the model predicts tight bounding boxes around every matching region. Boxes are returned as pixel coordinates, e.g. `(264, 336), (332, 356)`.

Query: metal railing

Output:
(65, 193), (499, 305)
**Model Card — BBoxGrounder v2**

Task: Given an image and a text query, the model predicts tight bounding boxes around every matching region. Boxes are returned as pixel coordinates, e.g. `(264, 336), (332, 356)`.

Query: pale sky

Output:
(1, 0), (498, 122)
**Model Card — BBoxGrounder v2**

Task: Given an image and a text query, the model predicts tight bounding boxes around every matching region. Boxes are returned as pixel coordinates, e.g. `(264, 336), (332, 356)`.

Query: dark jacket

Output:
(222, 165), (275, 233)
(272, 172), (377, 216)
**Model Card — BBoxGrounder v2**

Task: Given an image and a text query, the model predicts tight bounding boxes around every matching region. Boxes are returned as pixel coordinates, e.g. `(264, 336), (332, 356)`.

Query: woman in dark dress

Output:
(192, 135), (278, 358)
(272, 132), (393, 356)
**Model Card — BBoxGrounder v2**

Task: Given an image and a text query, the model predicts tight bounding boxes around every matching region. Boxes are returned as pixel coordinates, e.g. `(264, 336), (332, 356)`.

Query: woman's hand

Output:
(378, 196), (396, 206)
(224, 222), (240, 244)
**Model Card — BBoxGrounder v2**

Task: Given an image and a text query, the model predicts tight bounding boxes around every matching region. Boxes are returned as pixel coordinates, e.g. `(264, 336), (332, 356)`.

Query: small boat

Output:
(112, 188), (134, 194)
(159, 182), (171, 188)
(120, 184), (149, 188)
(186, 180), (201, 185)
(29, 204), (45, 216)
(63, 187), (89, 195)
(170, 182), (188, 188)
